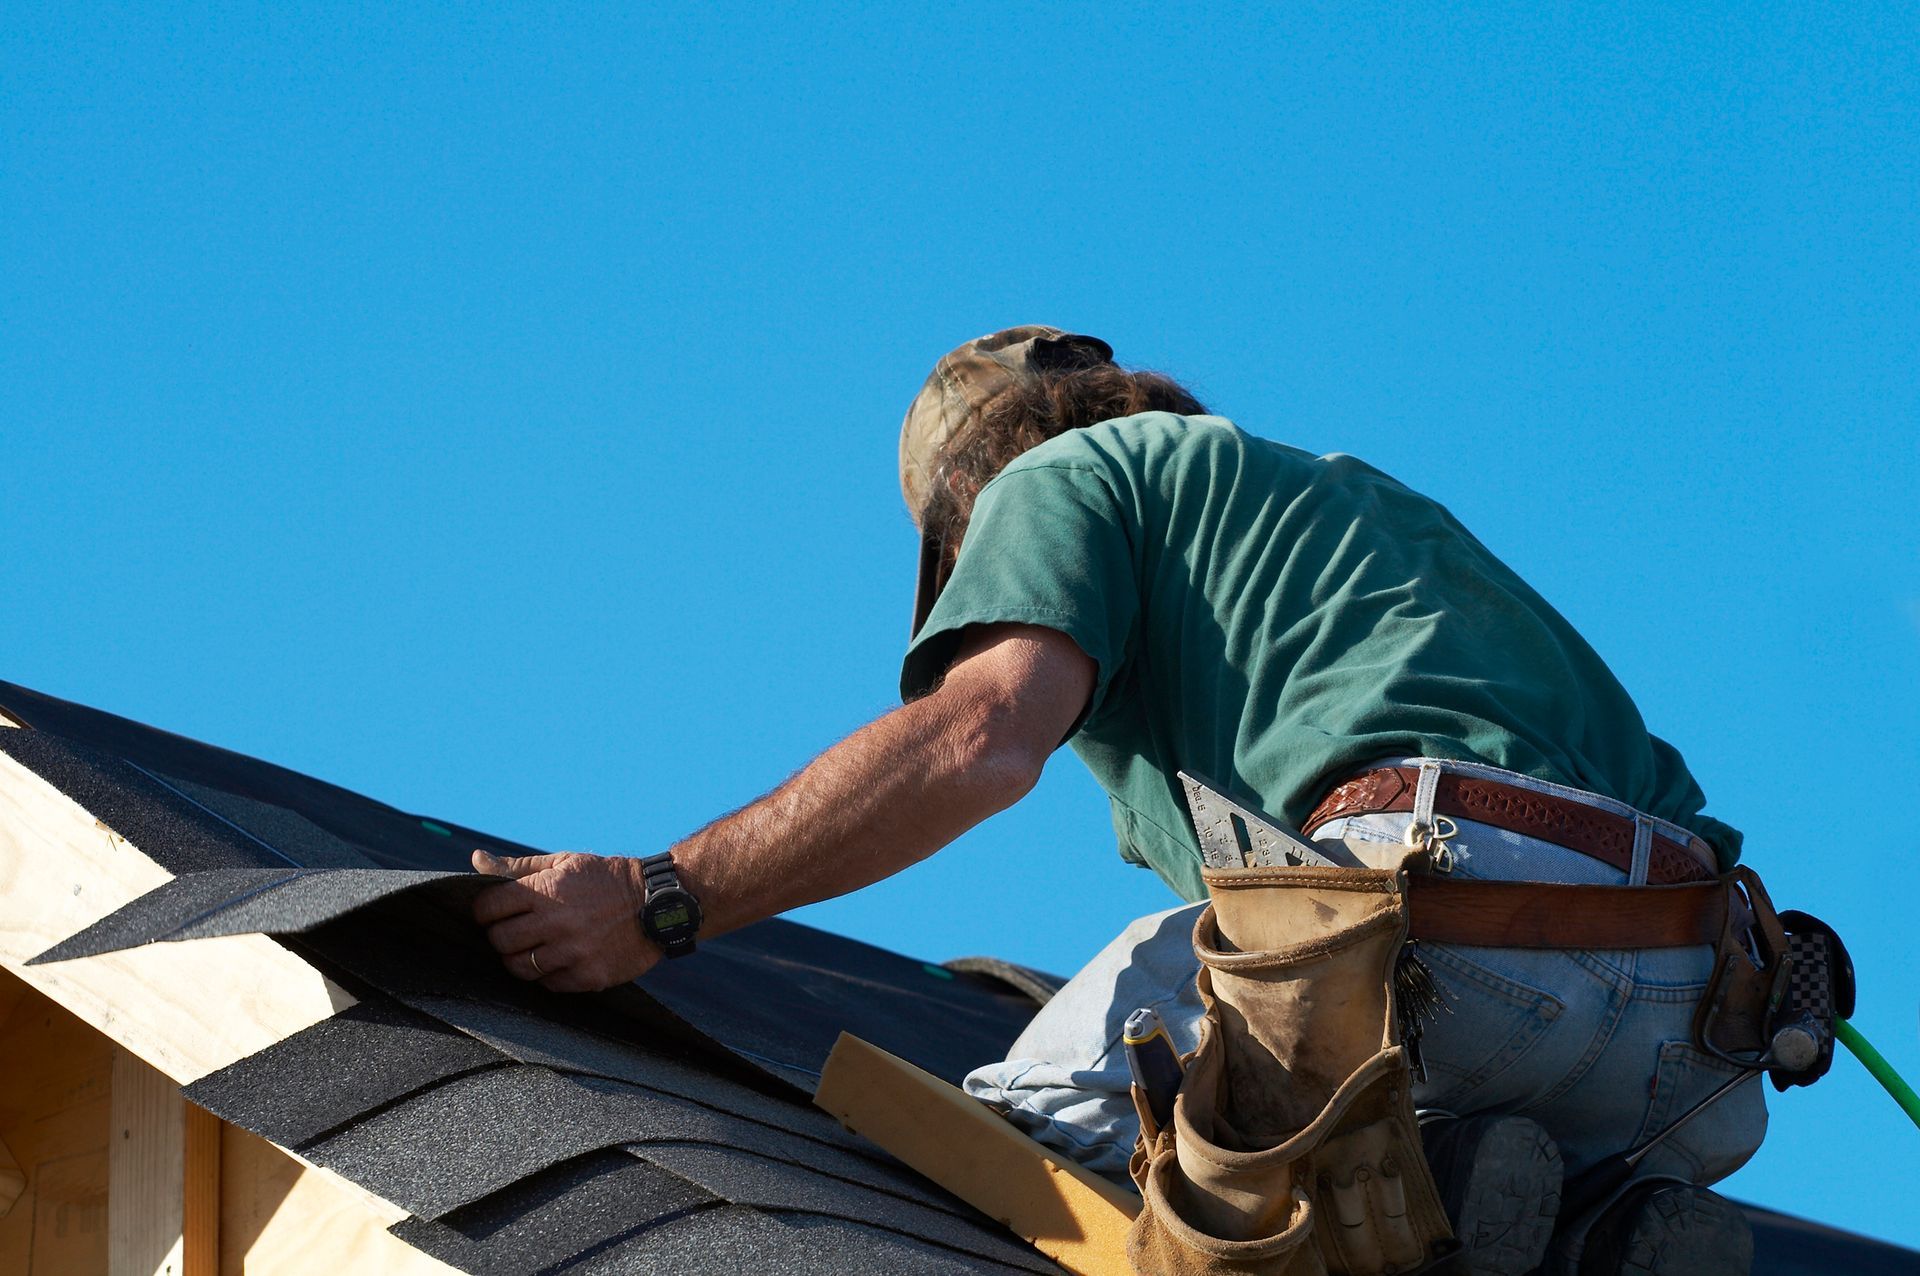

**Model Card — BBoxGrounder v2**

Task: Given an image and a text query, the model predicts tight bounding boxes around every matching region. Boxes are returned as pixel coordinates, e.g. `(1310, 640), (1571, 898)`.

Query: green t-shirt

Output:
(901, 413), (1740, 902)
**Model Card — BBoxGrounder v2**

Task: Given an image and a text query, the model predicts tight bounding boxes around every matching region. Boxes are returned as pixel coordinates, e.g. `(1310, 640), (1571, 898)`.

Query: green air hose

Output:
(1835, 1018), (1920, 1132)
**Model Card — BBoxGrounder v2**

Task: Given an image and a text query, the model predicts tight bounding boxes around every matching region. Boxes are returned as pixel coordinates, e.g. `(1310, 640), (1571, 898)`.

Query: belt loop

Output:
(1405, 762), (1457, 872)
(1629, 816), (1653, 885)
(1412, 761), (1442, 829)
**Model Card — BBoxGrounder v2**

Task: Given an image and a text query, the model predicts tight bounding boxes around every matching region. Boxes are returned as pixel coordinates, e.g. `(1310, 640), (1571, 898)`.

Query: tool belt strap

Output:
(1404, 876), (1726, 948)
(1305, 766), (1718, 885)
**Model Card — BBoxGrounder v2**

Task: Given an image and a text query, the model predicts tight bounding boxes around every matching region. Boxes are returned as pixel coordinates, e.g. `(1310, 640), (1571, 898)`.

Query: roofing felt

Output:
(2, 677), (1916, 1275)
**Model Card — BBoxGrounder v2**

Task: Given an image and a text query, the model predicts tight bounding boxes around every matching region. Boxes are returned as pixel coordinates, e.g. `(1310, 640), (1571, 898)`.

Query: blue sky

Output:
(5, 1), (1917, 1249)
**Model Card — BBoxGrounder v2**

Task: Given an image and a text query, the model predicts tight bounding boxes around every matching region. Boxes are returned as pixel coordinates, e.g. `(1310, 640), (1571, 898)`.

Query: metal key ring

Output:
(1404, 815), (1459, 872)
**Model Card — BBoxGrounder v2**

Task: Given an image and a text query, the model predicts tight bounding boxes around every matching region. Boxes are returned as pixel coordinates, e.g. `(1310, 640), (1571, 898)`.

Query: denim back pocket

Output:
(1411, 942), (1566, 1113)
(1632, 1041), (1768, 1183)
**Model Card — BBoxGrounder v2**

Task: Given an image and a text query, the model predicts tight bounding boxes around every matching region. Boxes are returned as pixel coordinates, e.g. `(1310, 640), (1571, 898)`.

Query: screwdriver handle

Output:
(1124, 1007), (1186, 1134)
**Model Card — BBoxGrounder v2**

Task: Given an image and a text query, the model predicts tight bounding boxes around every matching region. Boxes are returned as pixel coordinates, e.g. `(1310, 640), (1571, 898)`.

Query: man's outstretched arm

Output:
(470, 622), (1096, 991)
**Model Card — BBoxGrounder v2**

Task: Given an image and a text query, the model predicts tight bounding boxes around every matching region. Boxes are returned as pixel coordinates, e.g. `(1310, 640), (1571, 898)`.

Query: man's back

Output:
(904, 412), (1736, 899)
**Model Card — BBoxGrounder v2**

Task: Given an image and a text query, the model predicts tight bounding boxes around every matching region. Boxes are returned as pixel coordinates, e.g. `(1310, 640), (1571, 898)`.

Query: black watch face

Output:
(643, 888), (701, 946)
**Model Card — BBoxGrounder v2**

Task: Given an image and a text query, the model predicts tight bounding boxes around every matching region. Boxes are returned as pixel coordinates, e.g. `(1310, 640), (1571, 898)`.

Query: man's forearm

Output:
(472, 623), (1094, 991)
(671, 668), (1046, 938)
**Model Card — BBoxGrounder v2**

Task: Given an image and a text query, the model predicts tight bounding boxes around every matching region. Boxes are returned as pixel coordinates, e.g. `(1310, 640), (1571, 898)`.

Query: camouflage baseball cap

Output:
(898, 325), (1114, 527)
(900, 325), (1113, 638)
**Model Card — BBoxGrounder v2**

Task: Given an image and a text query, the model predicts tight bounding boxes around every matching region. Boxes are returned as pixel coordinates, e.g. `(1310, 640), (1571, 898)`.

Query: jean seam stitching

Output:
(1527, 952), (1637, 1111)
(1423, 944), (1567, 1012)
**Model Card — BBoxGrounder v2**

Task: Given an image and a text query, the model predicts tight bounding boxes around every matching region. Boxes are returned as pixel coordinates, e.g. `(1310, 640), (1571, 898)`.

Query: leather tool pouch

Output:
(1127, 865), (1455, 1276)
(1693, 866), (1790, 1063)
(1692, 867), (1854, 1090)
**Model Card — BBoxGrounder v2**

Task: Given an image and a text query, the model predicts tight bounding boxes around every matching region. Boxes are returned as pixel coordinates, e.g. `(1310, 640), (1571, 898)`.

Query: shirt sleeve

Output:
(899, 461), (1141, 724)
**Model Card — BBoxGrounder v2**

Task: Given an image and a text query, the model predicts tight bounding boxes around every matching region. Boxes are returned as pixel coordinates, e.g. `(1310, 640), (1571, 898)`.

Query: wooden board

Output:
(34, 1150), (110, 1273)
(110, 1047), (186, 1276)
(219, 1124), (453, 1276)
(185, 1106), (220, 1276)
(814, 1033), (1139, 1276)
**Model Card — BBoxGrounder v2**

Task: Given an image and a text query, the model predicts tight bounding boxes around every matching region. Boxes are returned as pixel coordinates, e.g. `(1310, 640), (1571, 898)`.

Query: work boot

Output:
(1576, 1182), (1753, 1276)
(1421, 1114), (1563, 1276)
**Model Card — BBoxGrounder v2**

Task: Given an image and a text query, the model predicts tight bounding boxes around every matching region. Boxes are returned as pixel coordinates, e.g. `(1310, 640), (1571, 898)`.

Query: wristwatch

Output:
(637, 851), (703, 958)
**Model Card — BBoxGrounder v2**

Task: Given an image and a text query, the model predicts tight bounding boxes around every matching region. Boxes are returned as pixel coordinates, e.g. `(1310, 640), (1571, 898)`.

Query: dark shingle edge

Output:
(626, 1141), (1057, 1275)
(184, 998), (509, 1147)
(390, 1152), (718, 1275)
(29, 868), (482, 964)
(403, 995), (869, 1155)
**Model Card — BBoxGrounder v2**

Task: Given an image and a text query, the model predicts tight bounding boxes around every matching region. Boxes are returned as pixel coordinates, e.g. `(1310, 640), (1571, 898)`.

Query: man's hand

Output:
(470, 849), (658, 992)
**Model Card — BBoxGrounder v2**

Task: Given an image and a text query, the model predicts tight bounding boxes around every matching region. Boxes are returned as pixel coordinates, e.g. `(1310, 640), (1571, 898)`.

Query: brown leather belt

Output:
(1404, 877), (1724, 948)
(1202, 868), (1729, 949)
(1304, 766), (1717, 886)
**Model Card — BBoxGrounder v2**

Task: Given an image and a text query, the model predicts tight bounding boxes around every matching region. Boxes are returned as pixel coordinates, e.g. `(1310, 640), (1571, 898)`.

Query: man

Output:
(472, 327), (1762, 1275)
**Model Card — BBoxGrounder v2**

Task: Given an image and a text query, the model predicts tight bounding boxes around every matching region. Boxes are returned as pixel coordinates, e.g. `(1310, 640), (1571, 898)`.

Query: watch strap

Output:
(638, 851), (700, 958)
(641, 851), (682, 894)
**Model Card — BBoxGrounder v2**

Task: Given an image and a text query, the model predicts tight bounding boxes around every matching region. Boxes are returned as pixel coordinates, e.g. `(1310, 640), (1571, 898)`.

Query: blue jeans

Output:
(964, 757), (1767, 1191)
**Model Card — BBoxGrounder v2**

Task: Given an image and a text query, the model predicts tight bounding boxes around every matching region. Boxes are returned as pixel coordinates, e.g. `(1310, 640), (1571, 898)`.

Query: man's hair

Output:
(918, 362), (1206, 585)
